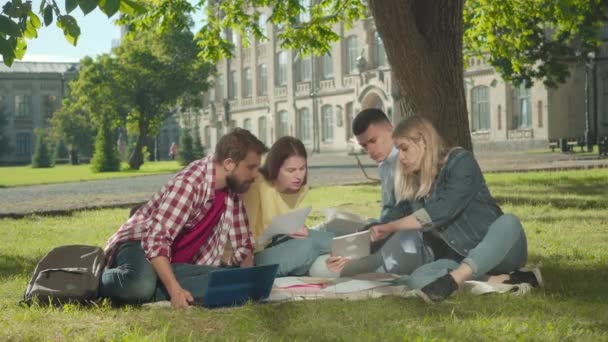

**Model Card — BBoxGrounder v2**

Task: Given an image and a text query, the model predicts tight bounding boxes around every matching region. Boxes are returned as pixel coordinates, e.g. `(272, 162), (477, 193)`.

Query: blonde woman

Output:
(366, 115), (540, 302)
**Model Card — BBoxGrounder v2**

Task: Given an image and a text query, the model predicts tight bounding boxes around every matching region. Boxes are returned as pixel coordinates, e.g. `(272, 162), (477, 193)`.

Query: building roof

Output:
(0, 61), (79, 74)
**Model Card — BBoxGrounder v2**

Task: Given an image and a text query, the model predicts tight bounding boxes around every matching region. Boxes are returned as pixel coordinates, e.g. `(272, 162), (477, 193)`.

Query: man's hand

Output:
(168, 286), (193, 309)
(326, 255), (351, 273)
(289, 227), (309, 239)
(370, 223), (395, 242)
(240, 253), (254, 267)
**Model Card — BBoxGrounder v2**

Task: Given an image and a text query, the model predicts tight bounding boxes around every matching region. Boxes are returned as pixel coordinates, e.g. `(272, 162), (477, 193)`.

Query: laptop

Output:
(193, 263), (279, 308)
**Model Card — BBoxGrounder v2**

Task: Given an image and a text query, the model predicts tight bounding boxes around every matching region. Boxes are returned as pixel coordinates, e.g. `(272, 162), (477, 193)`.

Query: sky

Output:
(22, 1), (122, 63)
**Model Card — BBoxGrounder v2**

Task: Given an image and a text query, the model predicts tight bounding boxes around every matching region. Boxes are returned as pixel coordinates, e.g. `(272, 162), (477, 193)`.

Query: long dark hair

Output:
(260, 136), (308, 185)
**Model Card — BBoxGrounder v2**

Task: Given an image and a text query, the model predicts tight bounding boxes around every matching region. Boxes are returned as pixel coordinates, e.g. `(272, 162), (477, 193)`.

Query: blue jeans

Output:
(399, 214), (528, 289)
(254, 230), (334, 276)
(99, 241), (216, 304)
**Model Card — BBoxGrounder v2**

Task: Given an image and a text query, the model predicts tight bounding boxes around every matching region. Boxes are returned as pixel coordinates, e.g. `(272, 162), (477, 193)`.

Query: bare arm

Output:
(370, 214), (422, 241)
(150, 256), (193, 309)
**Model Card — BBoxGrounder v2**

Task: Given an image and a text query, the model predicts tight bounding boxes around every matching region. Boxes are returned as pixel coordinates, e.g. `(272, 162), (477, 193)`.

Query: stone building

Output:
(0, 61), (78, 164)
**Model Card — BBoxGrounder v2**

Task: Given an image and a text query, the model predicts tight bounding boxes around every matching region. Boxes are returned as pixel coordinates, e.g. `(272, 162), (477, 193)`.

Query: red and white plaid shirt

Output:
(103, 156), (254, 267)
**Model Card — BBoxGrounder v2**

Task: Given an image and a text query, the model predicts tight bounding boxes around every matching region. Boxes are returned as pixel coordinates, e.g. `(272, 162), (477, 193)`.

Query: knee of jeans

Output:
(117, 277), (157, 303)
(498, 214), (523, 231)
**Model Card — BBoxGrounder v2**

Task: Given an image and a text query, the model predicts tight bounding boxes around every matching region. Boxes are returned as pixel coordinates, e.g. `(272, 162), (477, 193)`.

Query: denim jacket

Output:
(386, 148), (502, 256)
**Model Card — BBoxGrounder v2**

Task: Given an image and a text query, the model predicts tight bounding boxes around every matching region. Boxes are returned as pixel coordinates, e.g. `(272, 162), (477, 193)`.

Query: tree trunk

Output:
(368, 0), (472, 150)
(128, 125), (148, 170)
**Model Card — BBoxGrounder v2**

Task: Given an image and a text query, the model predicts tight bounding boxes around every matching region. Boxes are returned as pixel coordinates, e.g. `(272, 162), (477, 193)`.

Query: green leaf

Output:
(66, 0), (78, 13)
(102, 0), (120, 17)
(79, 0), (99, 15)
(0, 15), (22, 38)
(14, 37), (27, 59)
(119, 0), (146, 16)
(43, 5), (53, 26)
(57, 15), (81, 45)
(24, 20), (38, 39)
(0, 38), (15, 66)
(28, 11), (41, 29)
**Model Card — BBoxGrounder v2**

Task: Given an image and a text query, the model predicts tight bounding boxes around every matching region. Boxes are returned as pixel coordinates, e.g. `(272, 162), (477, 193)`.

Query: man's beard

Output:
(226, 174), (253, 193)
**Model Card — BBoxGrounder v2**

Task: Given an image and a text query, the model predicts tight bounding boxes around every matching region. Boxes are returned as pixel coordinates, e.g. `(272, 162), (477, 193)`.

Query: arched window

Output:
(243, 118), (252, 131)
(276, 52), (288, 86)
(298, 108), (311, 144)
(322, 105), (334, 142)
(258, 116), (267, 144)
(374, 32), (387, 67)
(346, 36), (358, 74)
(277, 110), (289, 137)
(512, 84), (532, 129)
(243, 68), (252, 97)
(471, 86), (491, 131)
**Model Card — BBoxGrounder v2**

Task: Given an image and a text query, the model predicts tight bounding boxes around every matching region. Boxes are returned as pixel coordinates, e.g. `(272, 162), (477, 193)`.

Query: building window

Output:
(216, 74), (224, 100)
(297, 108), (311, 144)
(276, 52), (288, 86)
(346, 36), (358, 74)
(258, 116), (267, 144)
(16, 132), (32, 157)
(297, 56), (311, 82)
(471, 86), (491, 131)
(258, 12), (267, 38)
(258, 64), (268, 96)
(231, 30), (239, 46)
(277, 110), (289, 137)
(243, 118), (252, 131)
(14, 94), (30, 118)
(374, 32), (387, 67)
(512, 84), (532, 129)
(228, 71), (237, 100)
(243, 68), (252, 97)
(44, 95), (58, 119)
(217, 125), (225, 141)
(346, 102), (354, 140)
(204, 126), (211, 148)
(322, 105), (333, 142)
(322, 53), (333, 79)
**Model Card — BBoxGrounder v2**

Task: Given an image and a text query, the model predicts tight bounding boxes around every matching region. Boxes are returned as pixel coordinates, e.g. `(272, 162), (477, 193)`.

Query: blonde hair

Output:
(393, 116), (447, 201)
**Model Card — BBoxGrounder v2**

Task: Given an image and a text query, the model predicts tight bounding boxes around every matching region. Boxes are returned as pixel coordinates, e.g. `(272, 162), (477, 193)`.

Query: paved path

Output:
(1, 151), (607, 217)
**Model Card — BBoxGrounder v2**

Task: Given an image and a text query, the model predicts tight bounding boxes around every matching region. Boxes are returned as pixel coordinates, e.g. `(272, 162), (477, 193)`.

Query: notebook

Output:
(257, 206), (312, 245)
(193, 263), (279, 308)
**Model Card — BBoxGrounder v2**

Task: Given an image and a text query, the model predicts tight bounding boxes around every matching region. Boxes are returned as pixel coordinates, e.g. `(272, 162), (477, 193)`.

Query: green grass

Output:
(0, 161), (182, 187)
(1, 169), (607, 340)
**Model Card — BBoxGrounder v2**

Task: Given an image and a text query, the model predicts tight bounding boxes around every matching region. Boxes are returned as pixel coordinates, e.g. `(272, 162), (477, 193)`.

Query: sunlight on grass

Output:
(0, 169), (607, 340)
(0, 161), (182, 187)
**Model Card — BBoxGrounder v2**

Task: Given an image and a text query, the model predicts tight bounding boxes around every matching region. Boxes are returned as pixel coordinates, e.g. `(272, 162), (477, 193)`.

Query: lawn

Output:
(0, 161), (182, 187)
(0, 169), (607, 340)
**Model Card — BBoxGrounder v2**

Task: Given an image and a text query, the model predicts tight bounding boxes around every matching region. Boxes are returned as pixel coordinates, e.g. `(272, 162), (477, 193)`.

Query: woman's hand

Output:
(370, 223), (395, 242)
(325, 255), (351, 273)
(289, 227), (309, 239)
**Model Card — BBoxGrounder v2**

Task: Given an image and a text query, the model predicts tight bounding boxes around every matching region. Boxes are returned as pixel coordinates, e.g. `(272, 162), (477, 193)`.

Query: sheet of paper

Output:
(331, 230), (371, 259)
(257, 206), (312, 245)
(321, 279), (388, 294)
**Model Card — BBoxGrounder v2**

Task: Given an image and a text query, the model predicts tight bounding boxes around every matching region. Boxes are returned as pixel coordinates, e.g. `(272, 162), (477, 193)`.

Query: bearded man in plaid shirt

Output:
(99, 128), (268, 309)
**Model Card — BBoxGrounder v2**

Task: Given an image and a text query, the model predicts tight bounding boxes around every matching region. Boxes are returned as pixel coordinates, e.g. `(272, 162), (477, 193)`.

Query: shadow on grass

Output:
(491, 175), (608, 197)
(0, 253), (41, 280)
(495, 195), (607, 210)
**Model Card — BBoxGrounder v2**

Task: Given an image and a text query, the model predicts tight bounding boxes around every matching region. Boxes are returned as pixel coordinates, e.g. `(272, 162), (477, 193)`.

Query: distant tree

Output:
(178, 128), (195, 166)
(54, 139), (70, 161)
(90, 116), (120, 172)
(51, 94), (96, 165)
(192, 124), (205, 160)
(31, 128), (53, 168)
(0, 106), (11, 158)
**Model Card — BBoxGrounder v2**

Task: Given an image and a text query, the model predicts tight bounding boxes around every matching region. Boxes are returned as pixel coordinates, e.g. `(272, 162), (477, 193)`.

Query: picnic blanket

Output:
(266, 272), (534, 303)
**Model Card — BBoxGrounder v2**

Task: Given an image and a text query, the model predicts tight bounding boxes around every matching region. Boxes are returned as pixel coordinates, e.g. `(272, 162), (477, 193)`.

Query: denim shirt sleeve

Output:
(412, 150), (482, 231)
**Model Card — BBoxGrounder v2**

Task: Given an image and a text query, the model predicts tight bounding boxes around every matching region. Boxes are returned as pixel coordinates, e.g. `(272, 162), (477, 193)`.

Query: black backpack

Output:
(22, 245), (106, 306)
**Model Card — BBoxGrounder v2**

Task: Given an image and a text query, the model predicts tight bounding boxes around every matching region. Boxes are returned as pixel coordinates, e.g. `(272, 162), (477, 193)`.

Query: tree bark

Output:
(128, 123), (148, 170)
(368, 0), (472, 150)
